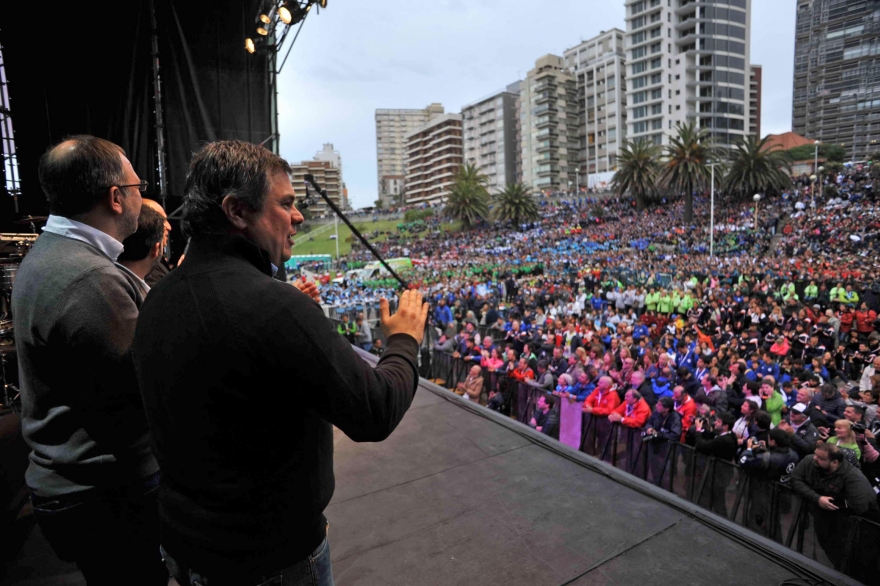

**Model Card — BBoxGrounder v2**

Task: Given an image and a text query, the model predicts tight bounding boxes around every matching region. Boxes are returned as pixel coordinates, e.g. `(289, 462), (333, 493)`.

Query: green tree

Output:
(871, 162), (880, 180)
(443, 164), (489, 228)
(659, 121), (719, 223)
(722, 135), (791, 198)
(611, 138), (661, 210)
(492, 183), (539, 225)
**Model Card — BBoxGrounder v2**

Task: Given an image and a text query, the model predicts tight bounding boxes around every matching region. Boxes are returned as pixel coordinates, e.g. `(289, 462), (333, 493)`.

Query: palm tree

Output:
(611, 138), (661, 210)
(722, 135), (791, 198)
(443, 164), (489, 229)
(659, 121), (719, 223)
(493, 183), (539, 225)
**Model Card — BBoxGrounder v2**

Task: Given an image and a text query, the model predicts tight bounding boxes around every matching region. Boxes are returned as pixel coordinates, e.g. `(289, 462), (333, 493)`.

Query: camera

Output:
(641, 431), (659, 443)
(853, 422), (867, 434)
(695, 416), (713, 432)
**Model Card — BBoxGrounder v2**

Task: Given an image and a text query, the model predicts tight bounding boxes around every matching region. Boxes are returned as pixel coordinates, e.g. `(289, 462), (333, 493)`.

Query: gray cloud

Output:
(278, 0), (796, 209)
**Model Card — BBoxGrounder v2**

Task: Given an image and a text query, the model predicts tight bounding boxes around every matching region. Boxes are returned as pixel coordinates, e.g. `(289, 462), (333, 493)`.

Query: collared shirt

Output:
(42, 215), (124, 261)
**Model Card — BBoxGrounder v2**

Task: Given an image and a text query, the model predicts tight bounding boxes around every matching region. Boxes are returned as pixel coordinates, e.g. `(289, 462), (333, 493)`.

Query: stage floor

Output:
(1, 364), (856, 586)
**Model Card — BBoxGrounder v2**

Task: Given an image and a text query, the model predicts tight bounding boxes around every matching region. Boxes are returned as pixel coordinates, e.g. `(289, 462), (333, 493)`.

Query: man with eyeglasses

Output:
(11, 135), (166, 585)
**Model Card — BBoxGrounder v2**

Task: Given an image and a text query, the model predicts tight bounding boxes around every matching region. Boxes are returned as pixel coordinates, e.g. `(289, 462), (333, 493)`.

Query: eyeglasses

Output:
(112, 181), (150, 193)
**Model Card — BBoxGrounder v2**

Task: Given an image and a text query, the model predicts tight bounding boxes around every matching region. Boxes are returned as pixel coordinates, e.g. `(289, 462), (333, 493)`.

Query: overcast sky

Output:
(277, 0), (797, 209)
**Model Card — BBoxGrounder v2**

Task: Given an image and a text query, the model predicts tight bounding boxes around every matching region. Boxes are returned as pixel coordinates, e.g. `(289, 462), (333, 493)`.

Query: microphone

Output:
(304, 173), (315, 183)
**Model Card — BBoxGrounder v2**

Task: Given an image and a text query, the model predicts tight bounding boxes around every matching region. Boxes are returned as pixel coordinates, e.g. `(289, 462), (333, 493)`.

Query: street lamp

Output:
(753, 193), (761, 231)
(708, 162), (718, 258)
(814, 139), (820, 175)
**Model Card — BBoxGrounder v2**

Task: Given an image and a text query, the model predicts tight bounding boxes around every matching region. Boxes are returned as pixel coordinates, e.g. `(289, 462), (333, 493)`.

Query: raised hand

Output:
(380, 289), (429, 344)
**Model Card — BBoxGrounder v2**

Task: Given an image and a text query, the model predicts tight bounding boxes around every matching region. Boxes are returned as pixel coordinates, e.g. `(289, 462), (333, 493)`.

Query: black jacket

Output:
(535, 408), (560, 439)
(134, 235), (420, 576)
(789, 421), (821, 459)
(695, 431), (738, 462)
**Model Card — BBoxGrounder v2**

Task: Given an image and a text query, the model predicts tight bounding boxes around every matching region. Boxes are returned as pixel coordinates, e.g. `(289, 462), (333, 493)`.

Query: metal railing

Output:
(421, 347), (880, 583)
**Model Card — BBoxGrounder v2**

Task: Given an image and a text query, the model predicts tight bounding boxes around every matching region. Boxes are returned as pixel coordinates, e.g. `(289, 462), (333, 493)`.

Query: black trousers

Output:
(30, 472), (167, 586)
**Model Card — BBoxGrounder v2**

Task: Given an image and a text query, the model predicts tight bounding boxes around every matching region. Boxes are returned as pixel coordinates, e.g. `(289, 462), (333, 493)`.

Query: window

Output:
(633, 106), (648, 119)
(633, 121), (648, 133)
(652, 119), (663, 130)
(651, 103), (662, 115)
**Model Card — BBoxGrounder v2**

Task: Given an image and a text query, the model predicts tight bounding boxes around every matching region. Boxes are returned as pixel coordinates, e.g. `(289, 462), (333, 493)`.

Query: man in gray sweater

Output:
(11, 136), (166, 585)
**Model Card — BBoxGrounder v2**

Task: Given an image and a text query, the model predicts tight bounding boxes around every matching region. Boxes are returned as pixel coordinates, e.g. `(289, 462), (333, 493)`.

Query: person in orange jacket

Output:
(609, 389), (651, 429)
(583, 376), (621, 416)
(673, 385), (697, 441)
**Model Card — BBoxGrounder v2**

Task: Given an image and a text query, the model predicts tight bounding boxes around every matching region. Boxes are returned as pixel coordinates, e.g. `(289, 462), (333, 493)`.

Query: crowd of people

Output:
(330, 164), (880, 575)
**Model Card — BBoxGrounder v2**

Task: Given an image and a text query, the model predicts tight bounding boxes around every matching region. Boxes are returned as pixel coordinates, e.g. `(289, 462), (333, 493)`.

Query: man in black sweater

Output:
(133, 141), (428, 585)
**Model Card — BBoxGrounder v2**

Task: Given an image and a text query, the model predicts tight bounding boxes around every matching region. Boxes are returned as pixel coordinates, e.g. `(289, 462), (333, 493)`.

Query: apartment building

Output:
(749, 64), (762, 138)
(792, 0), (880, 161)
(624, 0), (752, 148)
(290, 160), (342, 216)
(404, 113), (463, 205)
(461, 82), (521, 193)
(520, 55), (579, 192)
(564, 29), (627, 180)
(375, 104), (444, 206)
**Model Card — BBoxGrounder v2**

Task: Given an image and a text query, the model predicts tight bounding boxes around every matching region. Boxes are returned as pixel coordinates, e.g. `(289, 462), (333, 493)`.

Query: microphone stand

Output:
(302, 175), (437, 373)
(303, 174), (410, 290)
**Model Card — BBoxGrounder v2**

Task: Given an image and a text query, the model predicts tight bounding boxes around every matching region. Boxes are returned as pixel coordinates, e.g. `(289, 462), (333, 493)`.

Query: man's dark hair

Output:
(182, 140), (292, 237)
(38, 135), (126, 217)
(118, 204), (165, 262)
(536, 360), (548, 371)
(717, 412), (736, 429)
(628, 390), (642, 401)
(814, 441), (844, 463)
(769, 427), (791, 449)
(755, 410), (771, 430)
(658, 397), (674, 410)
(543, 393), (556, 408)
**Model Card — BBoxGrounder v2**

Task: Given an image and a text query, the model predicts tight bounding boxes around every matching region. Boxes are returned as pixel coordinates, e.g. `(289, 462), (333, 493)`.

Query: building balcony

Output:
(674, 0), (696, 16)
(536, 141), (558, 152)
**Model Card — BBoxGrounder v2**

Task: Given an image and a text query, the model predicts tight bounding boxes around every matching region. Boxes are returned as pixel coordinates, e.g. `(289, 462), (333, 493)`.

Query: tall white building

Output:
(375, 104), (444, 207)
(564, 29), (627, 181)
(520, 55), (579, 192)
(461, 82), (521, 194)
(624, 0), (751, 148)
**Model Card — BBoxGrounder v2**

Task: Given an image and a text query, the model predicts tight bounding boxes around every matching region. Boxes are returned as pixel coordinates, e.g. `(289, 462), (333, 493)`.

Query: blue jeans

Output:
(30, 471), (166, 586)
(162, 528), (334, 586)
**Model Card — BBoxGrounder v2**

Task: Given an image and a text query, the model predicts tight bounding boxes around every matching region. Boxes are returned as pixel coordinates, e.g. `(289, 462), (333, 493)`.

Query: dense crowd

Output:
(329, 164), (880, 574)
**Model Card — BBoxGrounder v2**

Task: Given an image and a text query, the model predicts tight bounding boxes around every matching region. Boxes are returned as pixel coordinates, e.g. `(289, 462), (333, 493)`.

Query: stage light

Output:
(259, 13), (271, 24)
(257, 26), (269, 36)
(320, 0), (327, 7)
(245, 38), (256, 53)
(278, 5), (292, 24)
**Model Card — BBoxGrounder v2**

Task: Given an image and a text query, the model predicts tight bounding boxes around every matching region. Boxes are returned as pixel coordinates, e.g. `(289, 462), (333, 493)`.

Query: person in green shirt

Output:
(804, 281), (818, 302)
(680, 292), (694, 312)
(336, 314), (357, 343)
(658, 291), (672, 314)
(645, 289), (659, 312)
(841, 285), (859, 306)
(830, 282), (844, 303)
(760, 379), (785, 427)
(671, 290), (682, 314)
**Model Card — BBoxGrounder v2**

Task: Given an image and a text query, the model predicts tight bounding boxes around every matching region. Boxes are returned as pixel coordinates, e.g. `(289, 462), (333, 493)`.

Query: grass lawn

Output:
(291, 218), (460, 258)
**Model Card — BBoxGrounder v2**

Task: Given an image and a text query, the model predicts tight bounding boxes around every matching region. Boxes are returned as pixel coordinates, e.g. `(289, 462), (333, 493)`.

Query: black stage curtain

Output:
(155, 0), (274, 204)
(0, 0), (273, 236)
(0, 0), (156, 232)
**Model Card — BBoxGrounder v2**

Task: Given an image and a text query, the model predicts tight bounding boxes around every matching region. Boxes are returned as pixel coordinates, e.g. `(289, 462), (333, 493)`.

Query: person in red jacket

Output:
(510, 357), (534, 382)
(673, 385), (697, 441)
(855, 302), (877, 335)
(583, 376), (621, 416)
(839, 305), (855, 338)
(609, 389), (651, 429)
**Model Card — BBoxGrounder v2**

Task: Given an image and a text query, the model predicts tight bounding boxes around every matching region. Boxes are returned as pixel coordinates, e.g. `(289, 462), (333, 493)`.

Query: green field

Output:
(291, 218), (460, 257)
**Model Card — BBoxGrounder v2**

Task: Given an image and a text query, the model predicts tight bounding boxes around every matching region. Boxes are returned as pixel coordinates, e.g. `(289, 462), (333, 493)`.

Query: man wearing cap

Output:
(778, 403), (821, 459)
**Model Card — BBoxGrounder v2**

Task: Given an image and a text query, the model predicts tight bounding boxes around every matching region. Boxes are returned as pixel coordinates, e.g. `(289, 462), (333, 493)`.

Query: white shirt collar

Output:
(42, 215), (124, 261)
(114, 262), (151, 295)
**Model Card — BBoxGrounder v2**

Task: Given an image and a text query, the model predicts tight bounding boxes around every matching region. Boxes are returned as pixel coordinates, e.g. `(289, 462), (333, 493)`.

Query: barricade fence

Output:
(421, 350), (880, 583)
